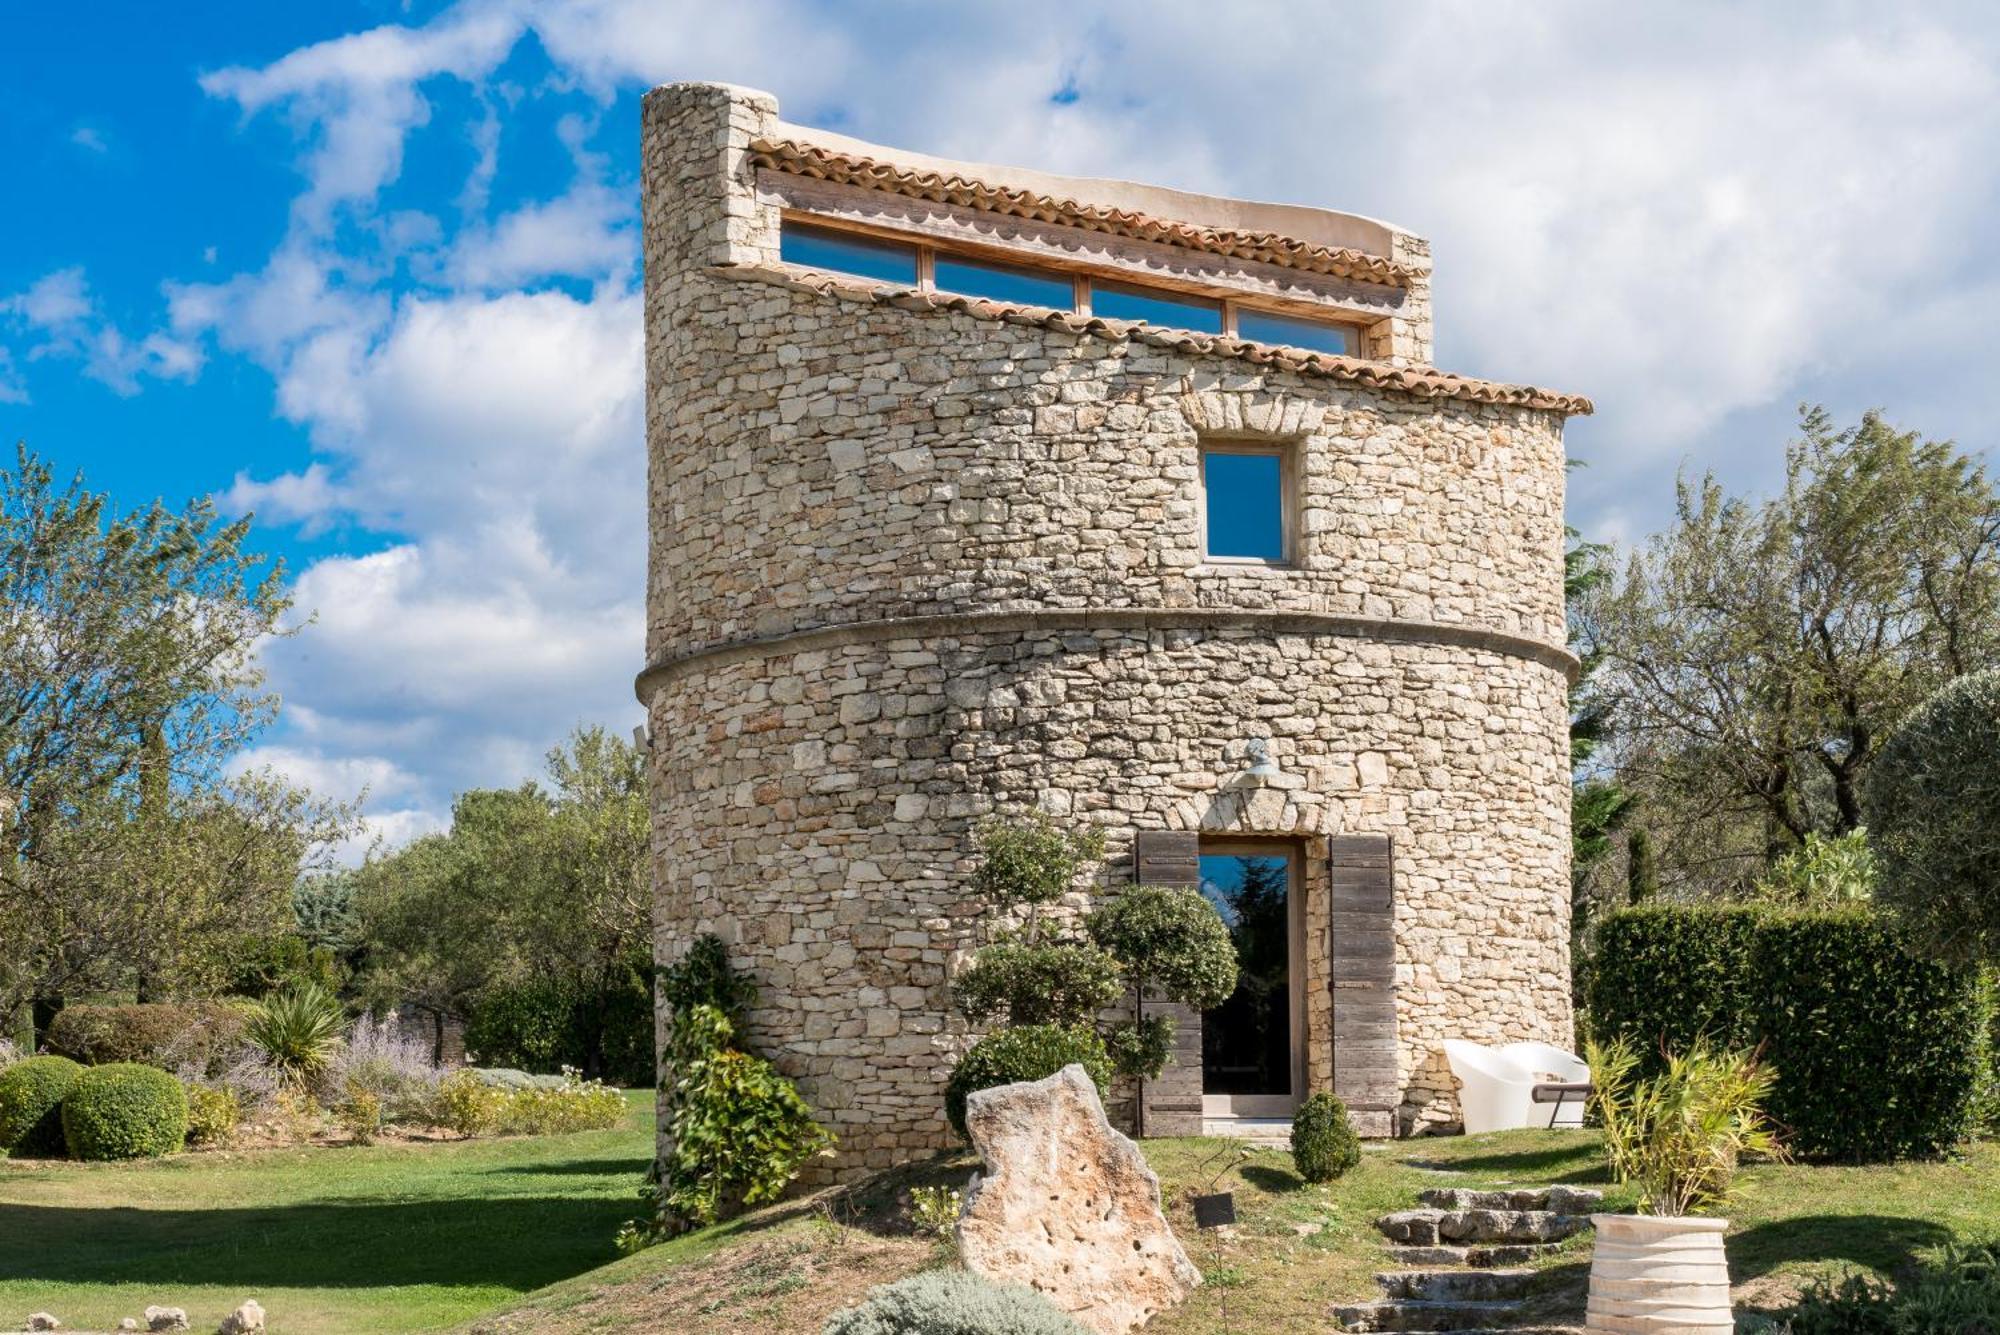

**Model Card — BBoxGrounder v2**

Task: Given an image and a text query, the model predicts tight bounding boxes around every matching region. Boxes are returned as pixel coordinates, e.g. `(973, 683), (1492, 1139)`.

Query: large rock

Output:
(958, 1064), (1200, 1335)
(215, 1301), (264, 1335)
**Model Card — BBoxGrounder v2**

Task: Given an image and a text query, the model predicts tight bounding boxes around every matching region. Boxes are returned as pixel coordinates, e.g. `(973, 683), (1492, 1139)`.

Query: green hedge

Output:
(0, 1056), (83, 1157)
(60, 1062), (189, 1160)
(1588, 905), (1981, 1160)
(466, 955), (652, 1087)
(44, 1001), (247, 1073)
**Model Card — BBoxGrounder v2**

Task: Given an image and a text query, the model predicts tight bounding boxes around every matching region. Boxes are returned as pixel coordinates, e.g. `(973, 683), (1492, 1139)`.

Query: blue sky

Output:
(4, 2), (1997, 852)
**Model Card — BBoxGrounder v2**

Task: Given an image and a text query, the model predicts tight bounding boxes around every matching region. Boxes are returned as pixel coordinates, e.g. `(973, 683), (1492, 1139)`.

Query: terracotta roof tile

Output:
(724, 263), (1593, 417)
(750, 137), (1422, 290)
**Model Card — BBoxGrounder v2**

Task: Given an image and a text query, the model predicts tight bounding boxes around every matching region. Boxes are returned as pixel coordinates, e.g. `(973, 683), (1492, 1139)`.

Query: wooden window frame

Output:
(777, 210), (1369, 356)
(1199, 438), (1300, 569)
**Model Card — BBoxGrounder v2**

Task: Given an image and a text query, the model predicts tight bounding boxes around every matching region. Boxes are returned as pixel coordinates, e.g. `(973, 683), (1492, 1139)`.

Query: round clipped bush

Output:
(0, 1056), (83, 1158)
(1291, 1092), (1361, 1183)
(944, 1025), (1110, 1140)
(823, 1268), (1090, 1335)
(61, 1063), (189, 1160)
(1866, 667), (2000, 965)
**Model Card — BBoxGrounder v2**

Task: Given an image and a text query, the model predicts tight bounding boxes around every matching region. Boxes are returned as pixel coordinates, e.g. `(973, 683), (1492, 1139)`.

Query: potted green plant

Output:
(1583, 1038), (1785, 1333)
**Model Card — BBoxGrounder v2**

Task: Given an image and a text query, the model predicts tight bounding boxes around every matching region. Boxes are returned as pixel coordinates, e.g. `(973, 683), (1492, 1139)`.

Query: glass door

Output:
(1197, 839), (1304, 1118)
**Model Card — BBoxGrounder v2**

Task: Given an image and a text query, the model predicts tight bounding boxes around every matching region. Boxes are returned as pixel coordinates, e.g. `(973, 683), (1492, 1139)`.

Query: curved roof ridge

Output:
(749, 137), (1421, 290)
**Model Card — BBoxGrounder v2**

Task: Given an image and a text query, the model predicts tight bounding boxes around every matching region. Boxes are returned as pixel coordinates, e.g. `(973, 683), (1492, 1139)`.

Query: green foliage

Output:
(951, 940), (1124, 1028)
(658, 932), (756, 1022)
(1781, 1243), (2000, 1333)
(183, 1083), (240, 1147)
(1103, 1013), (1173, 1083)
(1086, 886), (1238, 1013)
(908, 1185), (962, 1247)
(1589, 904), (1983, 1160)
(972, 814), (1106, 915)
(43, 1001), (247, 1072)
(60, 1062), (189, 1160)
(1584, 408), (2000, 897)
(1290, 1093), (1361, 1183)
(337, 1084), (384, 1144)
(1587, 1037), (1784, 1216)
(0, 1055), (82, 1157)
(1867, 667), (2000, 966)
(495, 1071), (626, 1135)
(822, 1269), (1091, 1335)
(466, 950), (653, 1086)
(218, 930), (342, 999)
(657, 1003), (835, 1230)
(245, 981), (347, 1086)
(1754, 829), (1876, 907)
(944, 1024), (1112, 1140)
(432, 1070), (504, 1136)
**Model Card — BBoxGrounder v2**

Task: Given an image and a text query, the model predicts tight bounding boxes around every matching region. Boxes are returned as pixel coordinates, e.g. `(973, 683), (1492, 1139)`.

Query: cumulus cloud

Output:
(3, 266), (203, 396)
(163, 0), (2000, 855)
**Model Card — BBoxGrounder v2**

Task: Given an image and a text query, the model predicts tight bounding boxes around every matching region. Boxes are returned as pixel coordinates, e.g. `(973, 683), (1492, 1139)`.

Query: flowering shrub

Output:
(336, 1084), (385, 1144)
(495, 1069), (625, 1135)
(325, 1012), (445, 1121)
(431, 1070), (505, 1137)
(183, 1083), (241, 1147)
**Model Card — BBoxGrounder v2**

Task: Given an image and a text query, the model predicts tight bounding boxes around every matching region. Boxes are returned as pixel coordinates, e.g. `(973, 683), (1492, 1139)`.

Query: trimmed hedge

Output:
(61, 1062), (189, 1160)
(1291, 1092), (1362, 1183)
(944, 1025), (1111, 1140)
(0, 1055), (83, 1157)
(1588, 905), (1981, 1160)
(44, 1001), (247, 1073)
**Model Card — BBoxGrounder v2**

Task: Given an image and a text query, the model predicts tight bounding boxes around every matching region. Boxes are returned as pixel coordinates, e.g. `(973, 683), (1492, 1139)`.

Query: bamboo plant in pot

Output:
(1582, 1038), (1787, 1334)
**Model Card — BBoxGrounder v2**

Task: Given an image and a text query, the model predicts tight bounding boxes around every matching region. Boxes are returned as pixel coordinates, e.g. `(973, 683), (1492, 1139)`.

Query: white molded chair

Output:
(1443, 1039), (1591, 1133)
(1443, 1039), (1539, 1134)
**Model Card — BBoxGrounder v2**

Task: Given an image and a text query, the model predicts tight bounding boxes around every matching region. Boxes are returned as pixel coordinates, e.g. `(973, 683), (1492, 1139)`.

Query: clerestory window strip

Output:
(778, 218), (1366, 359)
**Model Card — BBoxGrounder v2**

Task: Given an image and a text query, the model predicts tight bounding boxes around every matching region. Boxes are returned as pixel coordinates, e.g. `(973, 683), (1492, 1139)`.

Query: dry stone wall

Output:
(642, 82), (1578, 1179)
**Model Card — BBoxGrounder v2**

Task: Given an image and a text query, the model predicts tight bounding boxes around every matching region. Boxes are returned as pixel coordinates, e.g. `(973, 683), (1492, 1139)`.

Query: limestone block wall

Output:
(641, 81), (1581, 1180)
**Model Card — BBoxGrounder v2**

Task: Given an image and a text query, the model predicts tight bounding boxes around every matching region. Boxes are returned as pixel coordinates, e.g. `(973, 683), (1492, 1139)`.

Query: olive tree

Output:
(1865, 668), (2000, 964)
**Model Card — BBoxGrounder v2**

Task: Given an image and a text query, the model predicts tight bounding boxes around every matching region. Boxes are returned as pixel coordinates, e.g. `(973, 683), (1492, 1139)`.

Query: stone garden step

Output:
(1375, 1268), (1538, 1303)
(1418, 1186), (1603, 1214)
(1387, 1243), (1555, 1269)
(1375, 1207), (1593, 1247)
(1333, 1299), (1523, 1333)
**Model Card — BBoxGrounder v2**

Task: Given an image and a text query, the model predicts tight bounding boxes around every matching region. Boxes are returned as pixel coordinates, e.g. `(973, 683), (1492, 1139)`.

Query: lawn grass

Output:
(7, 1107), (2000, 1334)
(0, 1090), (656, 1334)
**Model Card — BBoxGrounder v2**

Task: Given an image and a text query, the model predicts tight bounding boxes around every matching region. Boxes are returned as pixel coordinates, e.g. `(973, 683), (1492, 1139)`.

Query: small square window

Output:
(1202, 445), (1292, 564)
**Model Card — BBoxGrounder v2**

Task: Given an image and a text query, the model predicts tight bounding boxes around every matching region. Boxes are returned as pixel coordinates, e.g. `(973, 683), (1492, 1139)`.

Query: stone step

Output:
(1333, 1299), (1523, 1333)
(1418, 1186), (1603, 1214)
(1375, 1207), (1593, 1247)
(1387, 1243), (1556, 1269)
(1375, 1269), (1538, 1303)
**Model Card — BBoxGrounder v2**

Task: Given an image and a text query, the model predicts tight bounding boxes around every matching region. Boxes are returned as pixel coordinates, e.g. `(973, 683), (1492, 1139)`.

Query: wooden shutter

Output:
(1131, 830), (1203, 1136)
(1328, 833), (1398, 1137)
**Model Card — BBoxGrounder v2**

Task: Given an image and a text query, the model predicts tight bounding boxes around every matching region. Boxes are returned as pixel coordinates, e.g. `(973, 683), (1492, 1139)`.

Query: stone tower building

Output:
(640, 82), (1589, 1180)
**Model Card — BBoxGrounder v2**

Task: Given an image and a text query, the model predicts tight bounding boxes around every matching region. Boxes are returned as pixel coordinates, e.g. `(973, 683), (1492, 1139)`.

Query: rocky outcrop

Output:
(958, 1065), (1199, 1335)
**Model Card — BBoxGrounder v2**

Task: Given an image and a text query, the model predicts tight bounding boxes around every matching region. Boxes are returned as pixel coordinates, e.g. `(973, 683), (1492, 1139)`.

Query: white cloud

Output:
(70, 126), (108, 154)
(162, 0), (2000, 853)
(3, 267), (203, 396)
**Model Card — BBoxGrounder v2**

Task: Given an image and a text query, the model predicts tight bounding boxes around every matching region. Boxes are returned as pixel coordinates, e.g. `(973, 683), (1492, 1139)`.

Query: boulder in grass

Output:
(215, 1300), (264, 1335)
(958, 1064), (1200, 1335)
(145, 1307), (190, 1332)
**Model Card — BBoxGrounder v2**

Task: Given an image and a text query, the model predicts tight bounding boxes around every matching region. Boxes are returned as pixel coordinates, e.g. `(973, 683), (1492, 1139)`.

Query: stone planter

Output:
(1586, 1213), (1732, 1333)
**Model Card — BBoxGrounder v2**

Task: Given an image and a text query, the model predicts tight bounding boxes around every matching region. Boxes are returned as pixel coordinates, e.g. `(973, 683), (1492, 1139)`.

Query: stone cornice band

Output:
(635, 608), (1580, 703)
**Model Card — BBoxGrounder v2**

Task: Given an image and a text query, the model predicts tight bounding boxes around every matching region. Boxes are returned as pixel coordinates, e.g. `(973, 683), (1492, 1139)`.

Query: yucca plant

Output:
(246, 982), (348, 1087)
(1586, 1036), (1787, 1216)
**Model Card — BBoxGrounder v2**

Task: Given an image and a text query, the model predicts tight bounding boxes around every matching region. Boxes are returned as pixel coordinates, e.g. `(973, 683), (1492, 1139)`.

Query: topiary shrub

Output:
(44, 1001), (247, 1073)
(0, 1055), (83, 1157)
(950, 941), (1125, 1028)
(822, 1269), (1090, 1335)
(1867, 666), (2000, 967)
(945, 1024), (1111, 1140)
(61, 1062), (189, 1160)
(1290, 1092), (1361, 1183)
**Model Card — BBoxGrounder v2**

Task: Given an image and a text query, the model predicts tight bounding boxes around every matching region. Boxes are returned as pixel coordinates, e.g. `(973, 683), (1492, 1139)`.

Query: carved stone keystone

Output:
(958, 1064), (1200, 1335)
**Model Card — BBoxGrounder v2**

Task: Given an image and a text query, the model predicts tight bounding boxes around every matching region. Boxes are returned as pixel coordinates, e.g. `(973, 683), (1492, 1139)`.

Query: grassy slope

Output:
(7, 1107), (1999, 1334)
(477, 1132), (2000, 1335)
(0, 1090), (655, 1334)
